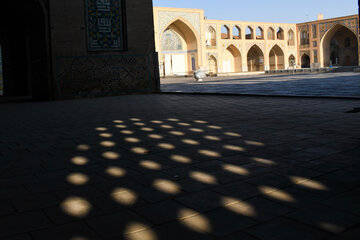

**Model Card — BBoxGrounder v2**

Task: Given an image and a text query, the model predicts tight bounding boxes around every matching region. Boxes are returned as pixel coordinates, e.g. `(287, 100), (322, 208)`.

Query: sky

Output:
(152, 0), (358, 23)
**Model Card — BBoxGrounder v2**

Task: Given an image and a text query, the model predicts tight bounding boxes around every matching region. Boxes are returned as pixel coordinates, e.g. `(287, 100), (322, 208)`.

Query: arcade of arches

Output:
(154, 7), (359, 76)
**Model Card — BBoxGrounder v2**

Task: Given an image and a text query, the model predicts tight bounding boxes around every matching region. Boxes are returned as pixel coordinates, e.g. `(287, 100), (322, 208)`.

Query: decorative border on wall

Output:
(157, 10), (201, 37)
(85, 0), (125, 51)
(56, 55), (152, 98)
(268, 43), (285, 51)
(319, 18), (358, 40)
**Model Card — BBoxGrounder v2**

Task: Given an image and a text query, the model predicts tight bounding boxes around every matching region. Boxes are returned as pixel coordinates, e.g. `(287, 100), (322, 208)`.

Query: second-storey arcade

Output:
(153, 7), (359, 76)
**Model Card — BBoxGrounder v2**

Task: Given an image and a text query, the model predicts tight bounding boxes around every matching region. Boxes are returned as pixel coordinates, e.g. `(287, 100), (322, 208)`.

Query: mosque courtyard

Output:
(0, 91), (359, 239)
(161, 72), (360, 98)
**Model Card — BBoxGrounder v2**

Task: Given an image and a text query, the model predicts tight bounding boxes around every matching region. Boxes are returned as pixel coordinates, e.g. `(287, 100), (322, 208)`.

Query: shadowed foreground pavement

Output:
(0, 94), (359, 240)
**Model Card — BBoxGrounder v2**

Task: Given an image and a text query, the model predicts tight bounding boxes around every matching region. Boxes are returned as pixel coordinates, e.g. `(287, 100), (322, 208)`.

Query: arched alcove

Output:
(208, 55), (218, 75)
(221, 25), (230, 39)
(0, 0), (51, 100)
(288, 30), (295, 46)
(269, 45), (285, 70)
(233, 26), (241, 40)
(245, 27), (254, 40)
(301, 54), (310, 68)
(223, 45), (242, 73)
(161, 19), (199, 76)
(268, 27), (275, 40)
(321, 24), (358, 67)
(289, 54), (296, 67)
(247, 45), (264, 72)
(256, 27), (264, 40)
(206, 26), (216, 47)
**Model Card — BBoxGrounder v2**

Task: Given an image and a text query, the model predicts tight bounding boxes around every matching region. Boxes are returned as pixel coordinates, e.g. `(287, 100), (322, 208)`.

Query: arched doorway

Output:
(247, 45), (264, 72)
(208, 55), (218, 75)
(206, 27), (216, 47)
(161, 19), (199, 76)
(269, 45), (285, 70)
(223, 45), (242, 73)
(0, 0), (51, 100)
(301, 54), (310, 68)
(321, 24), (358, 67)
(289, 55), (296, 68)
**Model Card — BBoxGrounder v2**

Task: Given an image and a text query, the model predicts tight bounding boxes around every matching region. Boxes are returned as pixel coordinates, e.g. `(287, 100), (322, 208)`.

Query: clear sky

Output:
(152, 0), (358, 23)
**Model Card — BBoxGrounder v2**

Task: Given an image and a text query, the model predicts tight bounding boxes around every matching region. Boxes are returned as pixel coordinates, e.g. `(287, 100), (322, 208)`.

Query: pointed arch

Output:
(256, 27), (264, 40)
(208, 55), (218, 75)
(247, 45), (264, 72)
(160, 18), (200, 76)
(245, 26), (254, 40)
(221, 25), (230, 39)
(277, 27), (284, 40)
(223, 44), (242, 73)
(320, 24), (359, 67)
(268, 27), (275, 40)
(288, 29), (295, 46)
(206, 26), (216, 47)
(233, 26), (241, 40)
(289, 54), (296, 67)
(269, 45), (285, 70)
(301, 54), (310, 68)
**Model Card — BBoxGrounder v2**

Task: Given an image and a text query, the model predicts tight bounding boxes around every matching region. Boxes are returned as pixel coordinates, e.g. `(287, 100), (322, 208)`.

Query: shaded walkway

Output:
(0, 94), (359, 240)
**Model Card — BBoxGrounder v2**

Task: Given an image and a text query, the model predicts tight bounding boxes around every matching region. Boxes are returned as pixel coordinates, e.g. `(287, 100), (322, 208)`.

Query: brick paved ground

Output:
(161, 72), (360, 97)
(0, 94), (359, 240)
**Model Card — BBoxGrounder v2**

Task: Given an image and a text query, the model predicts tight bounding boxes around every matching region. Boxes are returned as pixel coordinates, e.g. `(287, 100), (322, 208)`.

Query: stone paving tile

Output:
(12, 193), (60, 212)
(0, 211), (51, 239)
(31, 222), (101, 240)
(0, 94), (359, 239)
(287, 204), (360, 234)
(213, 181), (261, 200)
(134, 200), (188, 224)
(150, 221), (215, 240)
(86, 210), (152, 239)
(328, 227), (360, 240)
(320, 188), (360, 216)
(245, 217), (332, 240)
(190, 207), (258, 237)
(2, 234), (32, 240)
(175, 190), (223, 212)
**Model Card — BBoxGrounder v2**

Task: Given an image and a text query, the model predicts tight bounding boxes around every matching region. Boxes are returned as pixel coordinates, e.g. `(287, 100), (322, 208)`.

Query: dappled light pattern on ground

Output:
(0, 94), (359, 240)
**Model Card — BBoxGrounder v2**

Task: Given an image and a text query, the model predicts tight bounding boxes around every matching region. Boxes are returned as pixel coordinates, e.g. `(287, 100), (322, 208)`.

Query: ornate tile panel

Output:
(85, 0), (125, 51)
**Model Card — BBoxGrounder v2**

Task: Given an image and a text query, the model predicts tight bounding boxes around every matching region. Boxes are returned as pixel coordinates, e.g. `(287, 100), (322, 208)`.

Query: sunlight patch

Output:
(170, 154), (192, 164)
(190, 171), (218, 184)
(111, 188), (138, 206)
(66, 173), (89, 186)
(148, 134), (163, 139)
(102, 151), (120, 160)
(153, 179), (180, 194)
(61, 197), (92, 218)
(222, 197), (257, 217)
(182, 139), (200, 145)
(140, 160), (162, 170)
(259, 186), (296, 203)
(106, 166), (126, 177)
(290, 176), (329, 191)
(100, 141), (116, 147)
(131, 147), (150, 155)
(198, 149), (221, 158)
(71, 156), (89, 166)
(76, 144), (90, 151)
(222, 164), (250, 176)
